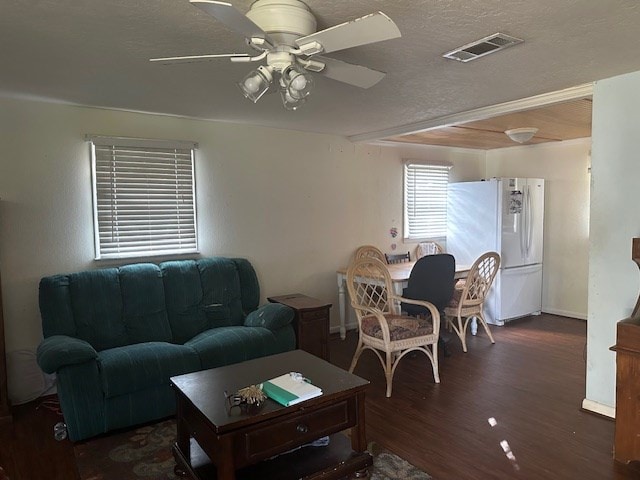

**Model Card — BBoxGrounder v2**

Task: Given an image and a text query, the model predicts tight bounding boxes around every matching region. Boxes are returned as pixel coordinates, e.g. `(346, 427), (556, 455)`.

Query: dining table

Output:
(335, 260), (471, 340)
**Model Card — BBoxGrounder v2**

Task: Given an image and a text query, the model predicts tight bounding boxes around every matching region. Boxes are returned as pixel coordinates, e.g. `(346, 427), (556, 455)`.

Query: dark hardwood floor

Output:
(332, 314), (640, 480)
(0, 313), (639, 479)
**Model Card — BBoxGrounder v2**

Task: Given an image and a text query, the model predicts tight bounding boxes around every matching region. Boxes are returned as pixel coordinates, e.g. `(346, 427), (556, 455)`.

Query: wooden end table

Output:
(171, 350), (371, 480)
(267, 294), (331, 361)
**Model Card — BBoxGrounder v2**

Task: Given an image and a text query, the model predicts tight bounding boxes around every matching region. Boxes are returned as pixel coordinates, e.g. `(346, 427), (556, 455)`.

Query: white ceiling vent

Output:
(443, 33), (523, 62)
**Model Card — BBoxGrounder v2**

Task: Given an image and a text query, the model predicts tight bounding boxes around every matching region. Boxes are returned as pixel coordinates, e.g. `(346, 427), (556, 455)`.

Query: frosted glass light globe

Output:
(243, 76), (261, 94)
(290, 74), (307, 91)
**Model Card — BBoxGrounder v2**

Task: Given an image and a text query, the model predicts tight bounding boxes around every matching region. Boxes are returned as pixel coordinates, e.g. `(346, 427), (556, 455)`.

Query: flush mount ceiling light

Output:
(505, 127), (538, 144)
(150, 0), (402, 111)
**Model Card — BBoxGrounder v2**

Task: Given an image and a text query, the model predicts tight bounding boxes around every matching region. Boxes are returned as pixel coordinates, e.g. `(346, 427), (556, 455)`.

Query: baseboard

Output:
(581, 398), (615, 419)
(330, 322), (357, 335)
(542, 308), (587, 320)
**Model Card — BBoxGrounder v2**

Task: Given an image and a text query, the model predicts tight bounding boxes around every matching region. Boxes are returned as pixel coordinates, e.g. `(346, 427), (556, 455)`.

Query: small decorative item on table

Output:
(225, 384), (266, 415)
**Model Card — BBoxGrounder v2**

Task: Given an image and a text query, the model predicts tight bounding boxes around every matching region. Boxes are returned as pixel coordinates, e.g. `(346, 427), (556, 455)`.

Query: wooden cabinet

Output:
(0, 272), (11, 424)
(613, 237), (640, 463)
(613, 318), (640, 464)
(267, 294), (331, 361)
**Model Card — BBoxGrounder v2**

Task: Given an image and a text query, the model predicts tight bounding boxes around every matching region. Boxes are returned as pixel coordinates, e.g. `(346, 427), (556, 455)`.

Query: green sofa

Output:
(36, 257), (296, 441)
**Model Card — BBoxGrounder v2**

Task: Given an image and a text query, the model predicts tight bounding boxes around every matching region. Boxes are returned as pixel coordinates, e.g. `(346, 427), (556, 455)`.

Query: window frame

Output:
(88, 135), (199, 260)
(403, 160), (451, 242)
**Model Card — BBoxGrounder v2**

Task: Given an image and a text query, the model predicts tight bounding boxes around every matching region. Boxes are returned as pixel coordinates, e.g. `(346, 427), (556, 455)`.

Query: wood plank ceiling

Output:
(385, 98), (592, 150)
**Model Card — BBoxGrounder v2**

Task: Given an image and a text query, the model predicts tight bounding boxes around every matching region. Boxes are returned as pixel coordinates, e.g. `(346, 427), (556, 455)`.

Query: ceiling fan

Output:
(150, 0), (401, 110)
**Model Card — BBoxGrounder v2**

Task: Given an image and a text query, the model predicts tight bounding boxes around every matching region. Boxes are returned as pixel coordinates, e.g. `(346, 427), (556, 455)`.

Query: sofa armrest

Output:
(37, 335), (98, 374)
(244, 303), (294, 331)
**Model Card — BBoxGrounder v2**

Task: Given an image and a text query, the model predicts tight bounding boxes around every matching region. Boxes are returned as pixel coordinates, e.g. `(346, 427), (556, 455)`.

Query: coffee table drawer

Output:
(241, 400), (355, 463)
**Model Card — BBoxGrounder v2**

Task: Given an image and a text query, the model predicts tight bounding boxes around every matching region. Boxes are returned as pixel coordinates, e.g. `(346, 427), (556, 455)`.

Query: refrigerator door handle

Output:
(525, 185), (530, 257)
(519, 196), (525, 259)
(526, 185), (533, 257)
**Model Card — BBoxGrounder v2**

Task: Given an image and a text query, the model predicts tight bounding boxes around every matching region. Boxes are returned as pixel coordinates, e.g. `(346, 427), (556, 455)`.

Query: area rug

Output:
(74, 419), (431, 480)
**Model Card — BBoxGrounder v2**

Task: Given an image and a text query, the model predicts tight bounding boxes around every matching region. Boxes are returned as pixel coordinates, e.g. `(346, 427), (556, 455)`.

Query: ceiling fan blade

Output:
(295, 12), (400, 55)
(149, 53), (249, 64)
(312, 56), (386, 89)
(190, 0), (274, 46)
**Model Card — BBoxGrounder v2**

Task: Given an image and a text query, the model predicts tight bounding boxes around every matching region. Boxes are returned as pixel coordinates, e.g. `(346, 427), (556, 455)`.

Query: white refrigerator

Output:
(446, 178), (545, 325)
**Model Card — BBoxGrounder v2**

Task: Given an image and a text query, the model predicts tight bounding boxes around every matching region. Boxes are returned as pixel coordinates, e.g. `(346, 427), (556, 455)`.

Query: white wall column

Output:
(587, 70), (640, 411)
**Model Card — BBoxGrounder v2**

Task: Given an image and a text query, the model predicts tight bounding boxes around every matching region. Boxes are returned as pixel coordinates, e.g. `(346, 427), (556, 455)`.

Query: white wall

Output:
(486, 139), (591, 319)
(0, 96), (485, 397)
(586, 70), (640, 413)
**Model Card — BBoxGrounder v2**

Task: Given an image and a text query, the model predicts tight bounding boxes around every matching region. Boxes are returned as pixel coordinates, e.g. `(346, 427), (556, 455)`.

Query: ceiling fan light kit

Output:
(505, 127), (538, 143)
(279, 63), (314, 110)
(283, 64), (313, 96)
(280, 88), (305, 110)
(151, 0), (401, 110)
(238, 65), (272, 103)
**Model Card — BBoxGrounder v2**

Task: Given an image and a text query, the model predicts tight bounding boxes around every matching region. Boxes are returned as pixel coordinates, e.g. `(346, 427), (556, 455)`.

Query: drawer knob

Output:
(296, 423), (309, 433)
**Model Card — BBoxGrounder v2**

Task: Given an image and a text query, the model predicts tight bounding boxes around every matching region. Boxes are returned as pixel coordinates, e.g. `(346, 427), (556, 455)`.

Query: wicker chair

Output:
(415, 241), (445, 259)
(444, 251), (500, 353)
(354, 245), (387, 263)
(346, 257), (440, 397)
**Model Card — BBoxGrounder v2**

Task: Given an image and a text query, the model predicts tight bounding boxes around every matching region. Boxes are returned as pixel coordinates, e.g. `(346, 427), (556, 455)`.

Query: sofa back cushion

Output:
(197, 258), (245, 324)
(39, 257), (261, 348)
(40, 263), (172, 351)
(39, 275), (77, 339)
(160, 260), (208, 344)
(119, 264), (173, 344)
(160, 258), (260, 343)
(231, 258), (260, 314)
(68, 268), (128, 351)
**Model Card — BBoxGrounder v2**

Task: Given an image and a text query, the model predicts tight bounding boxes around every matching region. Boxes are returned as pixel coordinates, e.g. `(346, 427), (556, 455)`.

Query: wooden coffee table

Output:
(170, 350), (372, 480)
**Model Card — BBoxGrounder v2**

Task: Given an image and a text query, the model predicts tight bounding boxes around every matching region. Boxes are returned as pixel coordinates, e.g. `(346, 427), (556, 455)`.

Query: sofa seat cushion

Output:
(98, 342), (201, 398)
(186, 326), (288, 370)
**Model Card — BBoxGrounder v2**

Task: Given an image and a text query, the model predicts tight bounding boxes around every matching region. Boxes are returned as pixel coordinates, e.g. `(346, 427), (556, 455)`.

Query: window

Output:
(403, 162), (450, 240)
(89, 136), (198, 259)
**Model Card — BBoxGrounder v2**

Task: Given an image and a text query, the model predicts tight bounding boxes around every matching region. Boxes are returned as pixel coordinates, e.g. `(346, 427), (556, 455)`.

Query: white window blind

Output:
(89, 136), (198, 259)
(404, 163), (450, 239)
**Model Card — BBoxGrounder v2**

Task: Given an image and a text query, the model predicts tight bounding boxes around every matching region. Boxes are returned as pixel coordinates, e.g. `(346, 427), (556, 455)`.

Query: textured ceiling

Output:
(1, 0), (639, 138)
